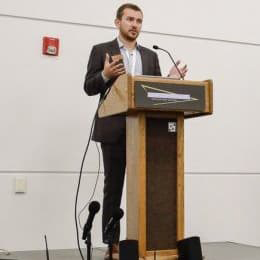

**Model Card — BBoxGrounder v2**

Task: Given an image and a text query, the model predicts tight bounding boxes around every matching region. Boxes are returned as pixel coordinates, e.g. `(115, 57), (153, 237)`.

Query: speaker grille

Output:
(146, 118), (177, 250)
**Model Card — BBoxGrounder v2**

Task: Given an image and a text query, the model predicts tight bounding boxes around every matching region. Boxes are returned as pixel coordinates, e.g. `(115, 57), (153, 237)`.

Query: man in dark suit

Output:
(84, 3), (187, 259)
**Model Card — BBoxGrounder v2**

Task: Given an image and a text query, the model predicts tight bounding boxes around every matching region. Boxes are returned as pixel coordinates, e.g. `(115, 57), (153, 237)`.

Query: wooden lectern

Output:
(99, 74), (213, 259)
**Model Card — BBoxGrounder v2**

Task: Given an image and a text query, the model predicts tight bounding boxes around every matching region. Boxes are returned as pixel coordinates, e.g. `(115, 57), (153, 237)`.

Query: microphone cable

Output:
(78, 141), (101, 230)
(74, 87), (112, 260)
(74, 111), (96, 260)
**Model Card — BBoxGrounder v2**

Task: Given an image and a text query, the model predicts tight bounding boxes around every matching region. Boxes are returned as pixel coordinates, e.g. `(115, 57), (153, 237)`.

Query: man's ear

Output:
(114, 18), (120, 28)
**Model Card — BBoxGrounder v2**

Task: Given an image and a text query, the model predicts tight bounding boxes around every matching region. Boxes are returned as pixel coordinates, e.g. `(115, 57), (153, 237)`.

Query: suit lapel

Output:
(139, 46), (149, 75)
(108, 39), (121, 58)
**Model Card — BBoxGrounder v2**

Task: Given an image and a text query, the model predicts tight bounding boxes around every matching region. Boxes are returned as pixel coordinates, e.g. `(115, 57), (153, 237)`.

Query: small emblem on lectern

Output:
(168, 122), (176, 132)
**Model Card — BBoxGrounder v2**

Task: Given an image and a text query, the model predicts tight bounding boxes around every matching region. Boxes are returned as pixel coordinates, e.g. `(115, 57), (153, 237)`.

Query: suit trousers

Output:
(101, 135), (126, 244)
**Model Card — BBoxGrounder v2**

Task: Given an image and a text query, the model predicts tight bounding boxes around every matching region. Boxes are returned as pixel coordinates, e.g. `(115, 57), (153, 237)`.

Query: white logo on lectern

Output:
(140, 84), (198, 106)
(168, 122), (176, 132)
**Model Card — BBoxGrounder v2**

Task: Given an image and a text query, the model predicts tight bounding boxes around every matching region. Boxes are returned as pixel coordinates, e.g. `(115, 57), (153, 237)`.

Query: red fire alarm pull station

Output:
(42, 37), (59, 56)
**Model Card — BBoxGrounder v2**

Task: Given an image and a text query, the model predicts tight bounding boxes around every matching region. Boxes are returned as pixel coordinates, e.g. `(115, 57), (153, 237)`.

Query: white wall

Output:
(0, 0), (260, 252)
(1, 0), (259, 43)
(185, 174), (260, 246)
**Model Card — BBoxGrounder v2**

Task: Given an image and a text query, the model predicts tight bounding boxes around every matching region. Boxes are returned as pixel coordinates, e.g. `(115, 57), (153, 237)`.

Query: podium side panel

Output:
(126, 113), (147, 256)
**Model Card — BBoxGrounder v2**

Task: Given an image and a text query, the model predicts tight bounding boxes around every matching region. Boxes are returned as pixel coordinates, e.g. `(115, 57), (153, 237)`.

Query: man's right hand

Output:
(102, 53), (125, 80)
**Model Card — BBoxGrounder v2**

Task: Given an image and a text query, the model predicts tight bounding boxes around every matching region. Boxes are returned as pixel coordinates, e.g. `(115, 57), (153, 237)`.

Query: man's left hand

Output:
(168, 60), (188, 79)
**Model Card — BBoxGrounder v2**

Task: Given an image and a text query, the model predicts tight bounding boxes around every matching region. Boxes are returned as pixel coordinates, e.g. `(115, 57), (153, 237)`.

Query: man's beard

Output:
(120, 28), (139, 41)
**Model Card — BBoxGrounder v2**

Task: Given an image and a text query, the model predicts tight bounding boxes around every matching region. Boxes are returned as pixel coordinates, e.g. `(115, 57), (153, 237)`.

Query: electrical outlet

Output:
(15, 177), (27, 193)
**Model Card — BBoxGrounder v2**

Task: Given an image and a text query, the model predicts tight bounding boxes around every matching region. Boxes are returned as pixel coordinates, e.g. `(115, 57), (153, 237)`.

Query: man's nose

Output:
(131, 20), (138, 27)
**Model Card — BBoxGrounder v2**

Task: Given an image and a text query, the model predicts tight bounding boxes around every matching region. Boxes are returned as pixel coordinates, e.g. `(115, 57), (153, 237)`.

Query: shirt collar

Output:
(117, 37), (141, 50)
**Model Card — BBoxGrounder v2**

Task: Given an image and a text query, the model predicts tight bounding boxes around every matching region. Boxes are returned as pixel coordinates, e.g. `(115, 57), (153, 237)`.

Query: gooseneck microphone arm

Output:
(153, 45), (184, 80)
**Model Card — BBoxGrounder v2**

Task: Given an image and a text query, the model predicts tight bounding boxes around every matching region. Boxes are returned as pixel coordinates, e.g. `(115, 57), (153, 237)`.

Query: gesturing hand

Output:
(168, 60), (188, 79)
(103, 53), (125, 80)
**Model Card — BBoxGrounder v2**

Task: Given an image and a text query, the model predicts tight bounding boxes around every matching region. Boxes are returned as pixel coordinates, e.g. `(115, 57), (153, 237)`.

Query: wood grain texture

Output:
(134, 75), (206, 86)
(102, 75), (213, 258)
(99, 74), (213, 118)
(126, 113), (147, 257)
(98, 74), (128, 118)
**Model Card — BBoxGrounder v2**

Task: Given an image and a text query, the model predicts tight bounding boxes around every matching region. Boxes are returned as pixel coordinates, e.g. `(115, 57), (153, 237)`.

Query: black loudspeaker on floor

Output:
(119, 240), (139, 260)
(177, 236), (203, 260)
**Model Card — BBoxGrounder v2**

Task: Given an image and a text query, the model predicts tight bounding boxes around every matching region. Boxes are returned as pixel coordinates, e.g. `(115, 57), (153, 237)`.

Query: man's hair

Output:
(116, 3), (143, 20)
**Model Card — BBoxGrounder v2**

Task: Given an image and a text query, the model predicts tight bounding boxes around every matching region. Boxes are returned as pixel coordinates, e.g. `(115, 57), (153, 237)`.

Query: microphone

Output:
(82, 201), (101, 240)
(153, 45), (184, 80)
(104, 208), (124, 235)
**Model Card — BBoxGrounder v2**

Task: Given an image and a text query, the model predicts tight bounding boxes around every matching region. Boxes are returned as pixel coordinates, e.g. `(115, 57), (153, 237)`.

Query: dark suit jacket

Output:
(84, 38), (161, 143)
